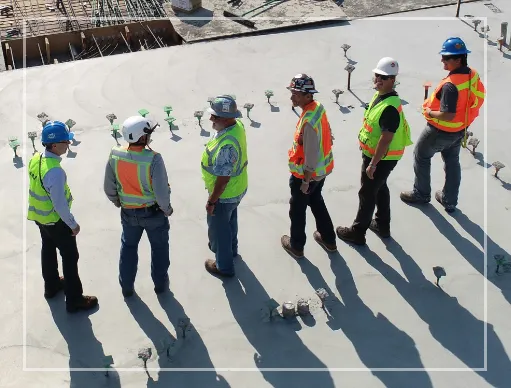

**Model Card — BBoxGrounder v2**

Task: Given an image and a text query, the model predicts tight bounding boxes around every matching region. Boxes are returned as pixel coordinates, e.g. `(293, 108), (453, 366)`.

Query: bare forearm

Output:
(303, 170), (313, 183)
(429, 110), (455, 121)
(371, 134), (394, 165)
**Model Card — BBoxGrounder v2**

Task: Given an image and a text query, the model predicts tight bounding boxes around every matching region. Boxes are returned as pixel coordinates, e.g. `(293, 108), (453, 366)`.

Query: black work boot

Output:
(66, 295), (98, 313)
(336, 226), (366, 246)
(368, 220), (391, 238)
(435, 191), (456, 213)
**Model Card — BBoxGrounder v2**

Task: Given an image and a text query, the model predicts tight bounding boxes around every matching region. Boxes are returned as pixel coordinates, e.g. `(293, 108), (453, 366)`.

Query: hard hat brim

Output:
(67, 132), (75, 141)
(372, 68), (397, 76)
(286, 86), (319, 93)
(207, 106), (242, 118)
(439, 49), (471, 55)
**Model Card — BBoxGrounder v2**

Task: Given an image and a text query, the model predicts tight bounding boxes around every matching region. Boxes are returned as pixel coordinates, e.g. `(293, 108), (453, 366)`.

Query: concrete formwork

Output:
(1, 0), (511, 387)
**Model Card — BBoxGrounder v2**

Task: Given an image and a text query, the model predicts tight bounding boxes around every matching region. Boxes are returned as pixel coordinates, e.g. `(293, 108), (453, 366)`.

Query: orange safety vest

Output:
(109, 145), (157, 209)
(422, 68), (485, 132)
(288, 100), (334, 179)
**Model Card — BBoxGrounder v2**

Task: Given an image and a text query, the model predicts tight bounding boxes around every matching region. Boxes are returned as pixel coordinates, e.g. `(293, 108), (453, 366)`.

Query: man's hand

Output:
(114, 199), (121, 208)
(424, 107), (432, 118)
(300, 181), (310, 194)
(71, 224), (80, 236)
(206, 201), (216, 216)
(164, 206), (174, 217)
(366, 164), (376, 179)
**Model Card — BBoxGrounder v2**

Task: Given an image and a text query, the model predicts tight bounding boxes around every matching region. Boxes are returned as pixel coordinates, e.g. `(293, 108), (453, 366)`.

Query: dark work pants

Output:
(37, 220), (83, 304)
(352, 154), (398, 235)
(289, 174), (336, 250)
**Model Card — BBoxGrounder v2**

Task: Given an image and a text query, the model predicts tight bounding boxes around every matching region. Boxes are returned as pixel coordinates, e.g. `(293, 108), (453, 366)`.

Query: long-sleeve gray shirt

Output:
(103, 148), (172, 214)
(302, 122), (333, 181)
(41, 150), (78, 229)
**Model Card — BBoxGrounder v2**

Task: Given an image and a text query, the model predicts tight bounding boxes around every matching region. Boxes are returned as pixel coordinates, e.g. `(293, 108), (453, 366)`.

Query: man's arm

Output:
(208, 145), (237, 203)
(150, 154), (173, 215)
(103, 159), (121, 207)
(302, 122), (320, 183)
(43, 168), (78, 230)
(371, 105), (400, 166)
(428, 83), (457, 121)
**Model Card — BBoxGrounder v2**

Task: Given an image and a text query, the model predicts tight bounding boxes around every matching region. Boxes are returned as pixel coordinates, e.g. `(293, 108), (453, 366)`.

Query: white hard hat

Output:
(372, 57), (399, 76)
(121, 115), (159, 143)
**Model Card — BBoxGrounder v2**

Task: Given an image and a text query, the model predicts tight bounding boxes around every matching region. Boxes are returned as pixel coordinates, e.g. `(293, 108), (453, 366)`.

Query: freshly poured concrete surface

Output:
(1, 0), (511, 387)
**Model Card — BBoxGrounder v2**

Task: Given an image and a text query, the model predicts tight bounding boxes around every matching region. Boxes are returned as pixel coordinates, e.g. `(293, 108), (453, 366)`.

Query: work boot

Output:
(368, 220), (391, 238)
(281, 235), (304, 259)
(66, 295), (98, 313)
(336, 226), (366, 246)
(400, 190), (430, 204)
(435, 191), (456, 213)
(313, 231), (337, 252)
(204, 259), (235, 278)
(44, 276), (64, 299)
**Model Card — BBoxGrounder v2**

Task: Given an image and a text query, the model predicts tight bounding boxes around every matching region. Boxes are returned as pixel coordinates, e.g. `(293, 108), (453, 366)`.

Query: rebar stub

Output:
(282, 302), (296, 318)
(296, 299), (310, 316)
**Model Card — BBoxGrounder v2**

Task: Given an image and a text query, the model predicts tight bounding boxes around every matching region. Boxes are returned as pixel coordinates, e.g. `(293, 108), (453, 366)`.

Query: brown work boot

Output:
(313, 231), (337, 252)
(44, 276), (64, 299)
(336, 226), (366, 246)
(435, 190), (456, 213)
(368, 220), (391, 238)
(281, 235), (304, 259)
(204, 259), (235, 278)
(66, 295), (98, 313)
(400, 190), (430, 204)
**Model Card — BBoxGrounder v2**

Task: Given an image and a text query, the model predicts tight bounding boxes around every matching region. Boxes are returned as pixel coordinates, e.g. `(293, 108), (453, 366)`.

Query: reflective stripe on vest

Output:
(358, 93), (413, 161)
(423, 69), (485, 131)
(288, 101), (334, 178)
(201, 119), (249, 200)
(27, 153), (73, 224)
(109, 146), (157, 208)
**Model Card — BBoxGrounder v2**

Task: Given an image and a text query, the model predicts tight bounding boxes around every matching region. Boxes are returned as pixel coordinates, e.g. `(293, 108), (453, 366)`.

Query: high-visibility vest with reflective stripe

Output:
(288, 100), (334, 179)
(422, 68), (485, 132)
(358, 93), (413, 161)
(109, 146), (157, 208)
(27, 152), (73, 224)
(201, 119), (248, 200)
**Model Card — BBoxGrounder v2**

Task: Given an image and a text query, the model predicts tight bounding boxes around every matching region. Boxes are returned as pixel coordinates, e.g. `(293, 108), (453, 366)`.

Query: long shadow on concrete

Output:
(359, 238), (511, 387)
(223, 259), (335, 387)
(125, 294), (229, 387)
(416, 206), (511, 305)
(297, 253), (433, 388)
(48, 299), (121, 388)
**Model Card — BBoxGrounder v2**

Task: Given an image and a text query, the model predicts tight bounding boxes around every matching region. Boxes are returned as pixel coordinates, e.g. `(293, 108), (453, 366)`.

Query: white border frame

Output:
(21, 15), (488, 373)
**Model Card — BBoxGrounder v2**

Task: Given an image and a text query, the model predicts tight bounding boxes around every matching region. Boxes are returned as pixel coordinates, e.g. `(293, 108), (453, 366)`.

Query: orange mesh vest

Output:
(288, 100), (334, 179)
(423, 68), (485, 132)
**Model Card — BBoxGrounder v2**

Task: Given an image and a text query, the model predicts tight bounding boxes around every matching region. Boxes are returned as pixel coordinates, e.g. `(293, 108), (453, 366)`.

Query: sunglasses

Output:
(442, 55), (457, 61)
(374, 73), (393, 81)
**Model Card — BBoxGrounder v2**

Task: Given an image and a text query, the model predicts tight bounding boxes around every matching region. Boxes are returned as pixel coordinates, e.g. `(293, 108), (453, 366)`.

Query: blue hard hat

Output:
(41, 121), (74, 144)
(439, 37), (471, 55)
(207, 95), (241, 118)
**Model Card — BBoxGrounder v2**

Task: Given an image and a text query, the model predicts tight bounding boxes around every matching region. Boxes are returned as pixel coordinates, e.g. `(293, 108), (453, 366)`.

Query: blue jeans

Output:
(119, 206), (170, 292)
(413, 124), (465, 207)
(207, 201), (239, 275)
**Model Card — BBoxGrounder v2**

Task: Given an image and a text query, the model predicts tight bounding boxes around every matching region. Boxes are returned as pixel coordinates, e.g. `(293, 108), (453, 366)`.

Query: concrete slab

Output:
(1, 0), (511, 387)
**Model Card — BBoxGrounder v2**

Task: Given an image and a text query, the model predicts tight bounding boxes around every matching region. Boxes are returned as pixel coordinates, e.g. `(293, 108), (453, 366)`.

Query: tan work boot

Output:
(313, 231), (337, 252)
(281, 235), (304, 259)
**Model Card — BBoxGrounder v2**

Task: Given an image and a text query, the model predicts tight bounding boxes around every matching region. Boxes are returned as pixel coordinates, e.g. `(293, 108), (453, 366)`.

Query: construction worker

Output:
(104, 115), (173, 297)
(336, 58), (413, 245)
(27, 121), (98, 313)
(281, 74), (337, 258)
(202, 95), (248, 278)
(400, 37), (485, 212)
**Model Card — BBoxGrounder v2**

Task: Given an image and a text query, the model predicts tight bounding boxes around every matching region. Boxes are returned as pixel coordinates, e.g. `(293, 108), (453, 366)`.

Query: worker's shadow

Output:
(48, 298), (120, 388)
(415, 205), (511, 305)
(358, 238), (511, 388)
(223, 259), (335, 387)
(297, 252), (433, 388)
(125, 293), (229, 387)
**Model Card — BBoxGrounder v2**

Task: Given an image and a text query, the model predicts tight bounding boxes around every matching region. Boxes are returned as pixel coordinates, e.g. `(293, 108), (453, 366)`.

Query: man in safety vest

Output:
(337, 58), (413, 245)
(202, 95), (248, 278)
(27, 121), (98, 313)
(400, 37), (485, 212)
(281, 74), (337, 258)
(104, 115), (173, 297)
